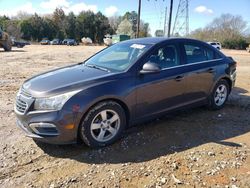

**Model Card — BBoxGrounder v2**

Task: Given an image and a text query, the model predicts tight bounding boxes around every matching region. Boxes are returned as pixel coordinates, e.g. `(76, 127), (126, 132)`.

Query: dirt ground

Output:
(0, 45), (250, 188)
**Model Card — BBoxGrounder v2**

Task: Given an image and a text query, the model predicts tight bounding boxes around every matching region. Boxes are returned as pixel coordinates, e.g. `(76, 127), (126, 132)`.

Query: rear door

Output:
(181, 42), (222, 103)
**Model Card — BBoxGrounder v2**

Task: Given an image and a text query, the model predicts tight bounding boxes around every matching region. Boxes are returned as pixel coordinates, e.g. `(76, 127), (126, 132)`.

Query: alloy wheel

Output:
(214, 84), (227, 106)
(90, 109), (120, 142)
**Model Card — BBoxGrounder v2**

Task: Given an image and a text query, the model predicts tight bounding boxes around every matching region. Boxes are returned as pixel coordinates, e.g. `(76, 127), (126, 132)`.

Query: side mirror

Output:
(140, 62), (161, 74)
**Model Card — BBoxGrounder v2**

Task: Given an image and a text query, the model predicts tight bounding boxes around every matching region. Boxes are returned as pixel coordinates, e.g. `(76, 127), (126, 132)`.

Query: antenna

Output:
(172, 0), (189, 36)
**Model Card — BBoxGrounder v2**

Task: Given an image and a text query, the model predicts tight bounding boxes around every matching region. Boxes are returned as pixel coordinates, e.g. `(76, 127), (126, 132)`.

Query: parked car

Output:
(246, 44), (250, 53)
(11, 38), (26, 48)
(50, 39), (61, 45)
(207, 41), (222, 50)
(67, 39), (78, 46)
(15, 38), (237, 147)
(62, 39), (70, 45)
(40, 39), (50, 45)
(23, 41), (31, 45)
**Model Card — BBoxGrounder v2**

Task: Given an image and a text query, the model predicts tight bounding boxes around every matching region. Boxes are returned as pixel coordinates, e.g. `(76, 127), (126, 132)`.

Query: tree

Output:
(123, 11), (137, 37)
(20, 19), (33, 40)
(139, 21), (150, 37)
(30, 14), (44, 41)
(53, 8), (66, 40)
(94, 12), (112, 43)
(210, 14), (247, 40)
(108, 15), (122, 34)
(0, 15), (10, 30)
(76, 11), (96, 41)
(2, 8), (150, 43)
(14, 12), (32, 20)
(42, 17), (57, 40)
(6, 20), (22, 39)
(190, 14), (248, 43)
(116, 19), (133, 36)
(65, 12), (76, 39)
(189, 14), (250, 49)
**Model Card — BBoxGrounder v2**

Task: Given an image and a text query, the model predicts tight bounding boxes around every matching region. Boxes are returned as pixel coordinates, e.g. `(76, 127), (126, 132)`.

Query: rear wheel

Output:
(79, 101), (126, 148)
(208, 79), (229, 110)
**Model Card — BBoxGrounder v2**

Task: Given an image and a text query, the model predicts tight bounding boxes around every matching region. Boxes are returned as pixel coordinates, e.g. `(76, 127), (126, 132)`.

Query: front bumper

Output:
(15, 109), (78, 144)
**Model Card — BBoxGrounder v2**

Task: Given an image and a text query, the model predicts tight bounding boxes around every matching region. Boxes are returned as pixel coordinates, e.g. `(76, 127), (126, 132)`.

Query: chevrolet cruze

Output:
(15, 38), (237, 147)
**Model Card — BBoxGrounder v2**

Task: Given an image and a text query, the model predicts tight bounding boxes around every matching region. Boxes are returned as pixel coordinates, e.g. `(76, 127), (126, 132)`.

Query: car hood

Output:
(22, 64), (114, 97)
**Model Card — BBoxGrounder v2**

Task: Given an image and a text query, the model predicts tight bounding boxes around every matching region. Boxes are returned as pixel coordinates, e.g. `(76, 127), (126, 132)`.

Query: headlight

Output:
(34, 90), (80, 110)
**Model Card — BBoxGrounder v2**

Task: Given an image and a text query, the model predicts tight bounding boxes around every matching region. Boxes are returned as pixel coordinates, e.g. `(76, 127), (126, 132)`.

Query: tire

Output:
(79, 101), (126, 148)
(208, 79), (229, 110)
(3, 38), (12, 51)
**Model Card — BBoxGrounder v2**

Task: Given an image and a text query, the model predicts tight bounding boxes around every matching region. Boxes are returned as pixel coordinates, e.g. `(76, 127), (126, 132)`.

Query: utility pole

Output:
(167, 0), (173, 37)
(136, 0), (141, 38)
(163, 6), (168, 36)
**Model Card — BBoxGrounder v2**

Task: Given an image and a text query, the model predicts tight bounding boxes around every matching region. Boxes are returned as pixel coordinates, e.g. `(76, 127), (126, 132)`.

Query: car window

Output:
(184, 44), (214, 64)
(147, 44), (180, 69)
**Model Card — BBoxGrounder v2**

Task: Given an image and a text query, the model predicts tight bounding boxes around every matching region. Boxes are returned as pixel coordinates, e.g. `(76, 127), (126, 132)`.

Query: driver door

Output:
(135, 43), (188, 119)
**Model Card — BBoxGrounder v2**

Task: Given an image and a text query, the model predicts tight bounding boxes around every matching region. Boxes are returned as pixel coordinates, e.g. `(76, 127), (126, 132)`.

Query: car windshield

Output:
(85, 42), (152, 72)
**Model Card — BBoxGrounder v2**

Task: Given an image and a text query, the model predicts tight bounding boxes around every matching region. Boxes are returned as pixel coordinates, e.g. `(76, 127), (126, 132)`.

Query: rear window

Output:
(184, 44), (215, 64)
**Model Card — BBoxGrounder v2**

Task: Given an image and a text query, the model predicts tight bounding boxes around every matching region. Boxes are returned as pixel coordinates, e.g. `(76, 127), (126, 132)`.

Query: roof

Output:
(121, 37), (204, 45)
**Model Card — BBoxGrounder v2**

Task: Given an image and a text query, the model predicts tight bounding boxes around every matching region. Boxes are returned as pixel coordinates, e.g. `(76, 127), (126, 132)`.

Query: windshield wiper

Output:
(85, 64), (110, 72)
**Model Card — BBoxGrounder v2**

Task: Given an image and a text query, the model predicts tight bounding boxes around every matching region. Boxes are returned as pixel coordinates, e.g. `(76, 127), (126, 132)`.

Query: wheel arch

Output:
(210, 75), (232, 94)
(220, 77), (232, 93)
(76, 98), (130, 143)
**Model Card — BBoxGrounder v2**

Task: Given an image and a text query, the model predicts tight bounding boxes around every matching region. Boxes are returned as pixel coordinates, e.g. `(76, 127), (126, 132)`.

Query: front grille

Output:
(15, 88), (32, 114)
(16, 98), (28, 113)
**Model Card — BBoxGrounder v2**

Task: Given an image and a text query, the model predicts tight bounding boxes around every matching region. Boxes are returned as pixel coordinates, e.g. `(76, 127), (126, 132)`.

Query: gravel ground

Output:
(0, 45), (250, 188)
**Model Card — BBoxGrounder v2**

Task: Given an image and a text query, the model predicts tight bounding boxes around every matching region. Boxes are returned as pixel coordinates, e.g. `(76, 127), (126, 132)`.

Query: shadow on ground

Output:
(36, 87), (250, 164)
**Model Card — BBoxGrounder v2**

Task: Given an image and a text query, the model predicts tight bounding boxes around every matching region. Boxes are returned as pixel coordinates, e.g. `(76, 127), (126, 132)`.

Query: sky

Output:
(0, 0), (250, 36)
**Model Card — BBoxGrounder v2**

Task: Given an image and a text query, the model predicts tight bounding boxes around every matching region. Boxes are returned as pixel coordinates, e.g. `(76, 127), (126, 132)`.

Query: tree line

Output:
(188, 14), (250, 49)
(0, 9), (150, 43)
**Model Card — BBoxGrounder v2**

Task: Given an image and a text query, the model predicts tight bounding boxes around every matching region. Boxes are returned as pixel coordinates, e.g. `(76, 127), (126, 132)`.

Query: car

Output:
(40, 39), (50, 45)
(67, 39), (78, 46)
(50, 39), (61, 45)
(14, 37), (237, 147)
(62, 39), (70, 45)
(207, 41), (222, 50)
(11, 38), (26, 48)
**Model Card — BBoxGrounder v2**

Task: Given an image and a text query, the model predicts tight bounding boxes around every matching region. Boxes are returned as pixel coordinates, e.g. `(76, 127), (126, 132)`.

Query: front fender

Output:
(63, 76), (136, 134)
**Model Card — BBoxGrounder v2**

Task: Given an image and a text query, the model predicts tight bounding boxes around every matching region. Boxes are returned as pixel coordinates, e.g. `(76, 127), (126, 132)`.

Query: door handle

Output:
(175, 75), (184, 82)
(207, 68), (215, 73)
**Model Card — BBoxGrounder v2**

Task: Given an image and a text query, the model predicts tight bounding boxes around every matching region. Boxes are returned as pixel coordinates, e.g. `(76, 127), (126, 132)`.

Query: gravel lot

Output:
(0, 45), (250, 188)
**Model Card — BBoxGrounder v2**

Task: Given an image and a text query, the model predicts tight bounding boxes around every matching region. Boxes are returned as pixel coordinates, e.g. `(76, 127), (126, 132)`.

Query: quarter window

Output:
(184, 44), (215, 64)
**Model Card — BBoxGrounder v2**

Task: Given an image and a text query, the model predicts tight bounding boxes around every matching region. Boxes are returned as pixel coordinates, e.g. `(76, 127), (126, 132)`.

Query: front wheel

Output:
(79, 101), (126, 148)
(208, 79), (229, 110)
